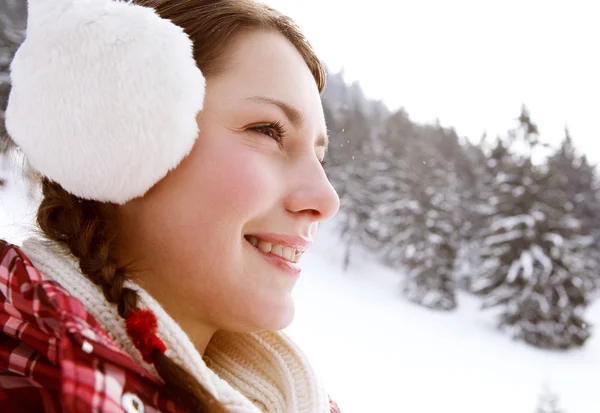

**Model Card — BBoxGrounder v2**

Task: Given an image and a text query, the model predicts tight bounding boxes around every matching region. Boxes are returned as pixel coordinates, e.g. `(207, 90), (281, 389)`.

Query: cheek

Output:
(191, 144), (278, 217)
(150, 136), (280, 249)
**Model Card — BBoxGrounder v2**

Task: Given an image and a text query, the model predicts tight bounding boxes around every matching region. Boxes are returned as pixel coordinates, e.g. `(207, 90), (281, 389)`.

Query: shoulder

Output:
(0, 239), (65, 346)
(0, 240), (183, 413)
(0, 239), (81, 342)
(0, 239), (44, 291)
(0, 240), (64, 411)
(0, 239), (112, 340)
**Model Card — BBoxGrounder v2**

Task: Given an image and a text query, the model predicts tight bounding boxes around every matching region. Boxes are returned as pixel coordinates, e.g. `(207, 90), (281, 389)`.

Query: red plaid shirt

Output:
(0, 240), (342, 413)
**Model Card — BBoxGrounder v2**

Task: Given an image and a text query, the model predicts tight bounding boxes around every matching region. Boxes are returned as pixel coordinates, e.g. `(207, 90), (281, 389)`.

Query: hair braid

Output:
(36, 178), (229, 413)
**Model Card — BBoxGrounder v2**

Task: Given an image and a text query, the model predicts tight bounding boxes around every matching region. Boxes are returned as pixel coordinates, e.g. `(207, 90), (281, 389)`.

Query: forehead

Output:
(204, 30), (325, 126)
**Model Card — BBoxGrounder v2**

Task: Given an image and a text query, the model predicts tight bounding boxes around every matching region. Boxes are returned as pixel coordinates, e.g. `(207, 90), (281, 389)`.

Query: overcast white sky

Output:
(264, 0), (600, 163)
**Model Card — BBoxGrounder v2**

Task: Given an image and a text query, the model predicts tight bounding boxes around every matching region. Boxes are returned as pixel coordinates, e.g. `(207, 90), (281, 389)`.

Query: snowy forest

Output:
(1, 2), (600, 411)
(322, 69), (600, 351)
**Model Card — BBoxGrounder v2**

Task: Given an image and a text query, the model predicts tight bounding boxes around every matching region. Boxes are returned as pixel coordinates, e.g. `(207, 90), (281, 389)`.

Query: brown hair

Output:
(35, 1), (325, 412)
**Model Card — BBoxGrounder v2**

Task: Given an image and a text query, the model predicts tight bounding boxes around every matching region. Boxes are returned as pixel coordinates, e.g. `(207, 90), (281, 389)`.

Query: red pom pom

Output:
(125, 309), (166, 363)
(126, 309), (158, 336)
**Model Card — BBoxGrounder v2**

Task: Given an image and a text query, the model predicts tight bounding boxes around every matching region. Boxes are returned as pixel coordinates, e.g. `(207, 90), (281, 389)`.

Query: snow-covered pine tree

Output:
(366, 143), (413, 270)
(321, 70), (393, 271)
(547, 130), (600, 229)
(453, 134), (492, 290)
(337, 143), (380, 272)
(323, 100), (379, 271)
(472, 106), (592, 349)
(371, 112), (460, 310)
(454, 135), (484, 240)
(401, 138), (460, 310)
(546, 130), (600, 293)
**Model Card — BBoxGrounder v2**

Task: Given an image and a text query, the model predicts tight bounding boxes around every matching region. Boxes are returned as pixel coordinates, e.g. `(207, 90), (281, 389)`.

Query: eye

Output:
(249, 121), (286, 147)
(249, 121), (327, 167)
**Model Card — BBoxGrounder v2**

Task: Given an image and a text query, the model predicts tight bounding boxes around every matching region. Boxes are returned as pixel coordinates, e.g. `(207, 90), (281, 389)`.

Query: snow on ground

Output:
(288, 228), (600, 413)
(2, 158), (599, 413)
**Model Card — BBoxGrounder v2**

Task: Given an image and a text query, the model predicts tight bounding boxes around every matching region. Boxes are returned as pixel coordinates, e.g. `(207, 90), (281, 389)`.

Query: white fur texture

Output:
(6, 0), (205, 204)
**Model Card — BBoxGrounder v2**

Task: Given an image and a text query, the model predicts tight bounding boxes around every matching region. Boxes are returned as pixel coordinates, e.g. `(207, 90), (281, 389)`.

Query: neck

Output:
(134, 271), (219, 357)
(116, 239), (219, 356)
(168, 310), (218, 357)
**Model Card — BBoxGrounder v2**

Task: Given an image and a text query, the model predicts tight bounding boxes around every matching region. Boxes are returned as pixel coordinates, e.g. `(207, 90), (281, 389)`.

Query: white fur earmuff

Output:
(5, 0), (205, 204)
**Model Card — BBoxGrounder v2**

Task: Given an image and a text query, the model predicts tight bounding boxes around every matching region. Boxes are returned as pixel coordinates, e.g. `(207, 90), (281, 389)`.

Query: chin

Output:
(236, 297), (296, 333)
(267, 309), (295, 331)
(266, 295), (296, 330)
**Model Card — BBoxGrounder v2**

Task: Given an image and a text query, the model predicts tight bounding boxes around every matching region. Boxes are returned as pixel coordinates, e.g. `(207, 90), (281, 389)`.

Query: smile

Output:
(244, 235), (304, 277)
(244, 235), (301, 263)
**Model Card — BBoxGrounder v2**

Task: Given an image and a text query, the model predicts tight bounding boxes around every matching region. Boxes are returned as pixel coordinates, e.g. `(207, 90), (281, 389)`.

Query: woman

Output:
(0, 0), (342, 412)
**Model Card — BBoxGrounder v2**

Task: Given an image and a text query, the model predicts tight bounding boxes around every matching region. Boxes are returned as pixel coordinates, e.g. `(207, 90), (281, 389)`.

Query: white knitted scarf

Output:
(20, 237), (330, 413)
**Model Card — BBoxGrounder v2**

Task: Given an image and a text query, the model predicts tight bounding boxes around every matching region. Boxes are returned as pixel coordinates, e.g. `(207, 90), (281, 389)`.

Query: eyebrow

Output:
(245, 96), (329, 150)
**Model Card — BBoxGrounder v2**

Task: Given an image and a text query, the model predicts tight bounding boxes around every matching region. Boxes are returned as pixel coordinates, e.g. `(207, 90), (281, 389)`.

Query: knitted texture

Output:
(21, 237), (329, 413)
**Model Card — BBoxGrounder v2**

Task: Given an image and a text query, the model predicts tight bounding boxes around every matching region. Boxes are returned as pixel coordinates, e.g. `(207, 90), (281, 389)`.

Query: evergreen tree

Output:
(324, 100), (379, 271)
(472, 106), (592, 349)
(364, 145), (411, 269)
(452, 133), (491, 290)
(547, 129), (599, 228)
(321, 70), (398, 272)
(337, 140), (379, 272)
(401, 143), (459, 310)
(370, 112), (460, 310)
(454, 135), (504, 288)
(546, 129), (600, 291)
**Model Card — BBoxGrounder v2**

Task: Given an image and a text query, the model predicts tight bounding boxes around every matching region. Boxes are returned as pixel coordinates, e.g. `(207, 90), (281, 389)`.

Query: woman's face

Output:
(118, 30), (339, 335)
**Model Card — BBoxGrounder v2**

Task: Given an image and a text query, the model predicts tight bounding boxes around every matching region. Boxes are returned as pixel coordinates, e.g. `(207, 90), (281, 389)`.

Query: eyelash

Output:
(250, 121), (286, 146)
(249, 121), (327, 166)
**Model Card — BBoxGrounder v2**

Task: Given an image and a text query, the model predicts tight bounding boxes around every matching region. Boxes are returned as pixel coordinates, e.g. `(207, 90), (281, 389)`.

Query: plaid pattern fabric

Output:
(0, 240), (185, 413)
(0, 240), (342, 412)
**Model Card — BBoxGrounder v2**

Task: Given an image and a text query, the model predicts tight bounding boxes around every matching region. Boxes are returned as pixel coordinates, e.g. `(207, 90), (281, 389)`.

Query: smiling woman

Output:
(0, 0), (341, 412)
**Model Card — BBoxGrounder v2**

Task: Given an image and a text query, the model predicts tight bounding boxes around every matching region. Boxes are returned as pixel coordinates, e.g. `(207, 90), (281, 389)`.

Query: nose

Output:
(284, 156), (340, 223)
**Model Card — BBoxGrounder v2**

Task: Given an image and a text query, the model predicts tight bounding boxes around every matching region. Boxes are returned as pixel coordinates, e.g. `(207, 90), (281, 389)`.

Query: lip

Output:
(243, 232), (311, 277)
(249, 242), (302, 277)
(244, 233), (312, 254)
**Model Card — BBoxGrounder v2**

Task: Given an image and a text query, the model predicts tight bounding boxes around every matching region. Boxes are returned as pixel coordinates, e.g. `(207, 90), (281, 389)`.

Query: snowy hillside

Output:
(290, 234), (600, 413)
(1, 162), (599, 413)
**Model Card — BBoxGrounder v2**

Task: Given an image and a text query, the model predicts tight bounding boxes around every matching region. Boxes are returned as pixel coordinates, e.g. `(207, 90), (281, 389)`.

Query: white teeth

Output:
(281, 246), (293, 261)
(257, 239), (272, 253)
(271, 244), (283, 256)
(247, 236), (300, 263)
